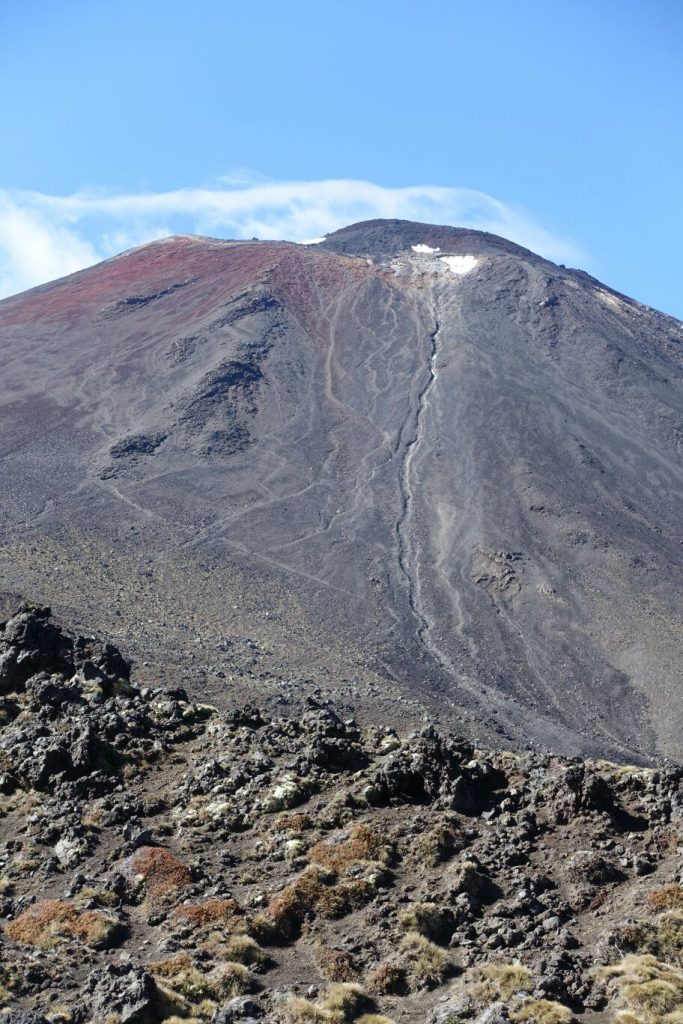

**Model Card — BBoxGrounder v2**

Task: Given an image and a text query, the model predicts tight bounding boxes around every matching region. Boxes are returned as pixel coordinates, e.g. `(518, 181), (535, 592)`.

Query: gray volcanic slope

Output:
(0, 219), (681, 761)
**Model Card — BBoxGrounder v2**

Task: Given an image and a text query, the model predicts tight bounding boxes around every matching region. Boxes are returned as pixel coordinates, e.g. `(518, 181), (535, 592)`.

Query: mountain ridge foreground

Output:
(0, 219), (681, 762)
(0, 603), (681, 1024)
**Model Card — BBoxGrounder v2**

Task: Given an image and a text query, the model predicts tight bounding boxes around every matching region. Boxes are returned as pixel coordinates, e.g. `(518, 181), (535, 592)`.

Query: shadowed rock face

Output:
(0, 220), (681, 761)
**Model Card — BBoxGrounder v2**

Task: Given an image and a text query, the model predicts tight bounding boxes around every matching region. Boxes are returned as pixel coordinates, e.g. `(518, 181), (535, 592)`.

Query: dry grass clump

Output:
(366, 963), (407, 996)
(130, 846), (191, 899)
(415, 817), (462, 866)
(211, 961), (252, 999)
(267, 865), (333, 937)
(267, 865), (375, 940)
(648, 887), (683, 913)
(310, 825), (392, 873)
(317, 948), (360, 982)
(325, 984), (370, 1018)
(286, 982), (372, 1022)
(399, 931), (451, 991)
(599, 953), (683, 1024)
(511, 1000), (573, 1024)
(246, 912), (281, 946)
(4, 899), (121, 949)
(151, 953), (216, 1002)
(399, 902), (452, 944)
(150, 953), (252, 1018)
(285, 1000), (329, 1024)
(0, 965), (20, 1002)
(355, 1017), (396, 1024)
(470, 963), (534, 1003)
(618, 914), (683, 967)
(652, 828), (682, 855)
(272, 812), (313, 832)
(173, 898), (244, 931)
(69, 909), (120, 947)
(316, 879), (375, 918)
(79, 884), (119, 909)
(221, 934), (267, 966)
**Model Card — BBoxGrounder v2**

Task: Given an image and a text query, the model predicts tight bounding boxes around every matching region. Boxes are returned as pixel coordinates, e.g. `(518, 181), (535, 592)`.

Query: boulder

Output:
(85, 964), (158, 1024)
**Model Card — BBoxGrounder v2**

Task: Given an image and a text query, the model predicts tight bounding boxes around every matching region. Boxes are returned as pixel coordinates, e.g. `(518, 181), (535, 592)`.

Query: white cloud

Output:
(0, 179), (588, 299)
(0, 198), (99, 298)
(101, 223), (173, 255)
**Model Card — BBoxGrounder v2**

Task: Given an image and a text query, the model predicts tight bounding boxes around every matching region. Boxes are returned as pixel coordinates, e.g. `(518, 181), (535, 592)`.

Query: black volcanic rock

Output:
(0, 607), (681, 1024)
(319, 217), (543, 260)
(0, 222), (681, 761)
(0, 605), (73, 693)
(0, 604), (131, 696)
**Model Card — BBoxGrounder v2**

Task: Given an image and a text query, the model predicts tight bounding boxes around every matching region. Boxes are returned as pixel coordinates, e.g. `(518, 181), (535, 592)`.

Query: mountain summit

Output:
(0, 220), (681, 760)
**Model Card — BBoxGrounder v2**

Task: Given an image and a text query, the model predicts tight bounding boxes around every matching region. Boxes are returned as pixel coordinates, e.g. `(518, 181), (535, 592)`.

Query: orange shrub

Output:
(316, 879), (375, 919)
(316, 948), (359, 982)
(272, 812), (313, 832)
(149, 952), (194, 978)
(267, 866), (376, 939)
(310, 825), (390, 873)
(367, 963), (407, 995)
(130, 846), (191, 899)
(173, 898), (243, 931)
(5, 899), (120, 949)
(647, 885), (683, 912)
(268, 866), (334, 937)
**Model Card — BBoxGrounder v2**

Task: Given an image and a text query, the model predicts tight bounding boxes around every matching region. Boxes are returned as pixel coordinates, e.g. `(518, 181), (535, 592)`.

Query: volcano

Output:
(0, 219), (681, 761)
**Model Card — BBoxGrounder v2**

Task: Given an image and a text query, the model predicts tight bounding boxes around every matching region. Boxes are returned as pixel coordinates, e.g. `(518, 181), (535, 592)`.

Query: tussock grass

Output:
(599, 953), (683, 1024)
(222, 934), (266, 966)
(211, 961), (252, 999)
(617, 914), (683, 966)
(355, 1016), (396, 1024)
(272, 812), (313, 832)
(316, 948), (359, 982)
(286, 1000), (329, 1024)
(512, 999), (573, 1024)
(399, 931), (451, 991)
(415, 816), (462, 866)
(470, 963), (534, 1003)
(149, 953), (253, 1018)
(4, 899), (121, 949)
(399, 902), (452, 944)
(285, 982), (371, 1022)
(150, 953), (215, 1002)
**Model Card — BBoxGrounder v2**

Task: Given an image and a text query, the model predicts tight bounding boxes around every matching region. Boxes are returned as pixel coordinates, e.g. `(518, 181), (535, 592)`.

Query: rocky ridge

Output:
(1, 607), (682, 1024)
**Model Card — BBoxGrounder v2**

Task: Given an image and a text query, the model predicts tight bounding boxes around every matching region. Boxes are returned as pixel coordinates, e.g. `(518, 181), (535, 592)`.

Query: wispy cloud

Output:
(0, 179), (588, 299)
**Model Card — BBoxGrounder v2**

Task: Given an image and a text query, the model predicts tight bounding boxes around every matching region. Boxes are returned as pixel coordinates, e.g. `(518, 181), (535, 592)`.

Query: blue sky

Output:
(1, 0), (682, 317)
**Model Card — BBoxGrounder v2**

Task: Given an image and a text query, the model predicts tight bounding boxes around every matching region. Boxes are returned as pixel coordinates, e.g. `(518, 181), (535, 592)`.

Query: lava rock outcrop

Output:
(0, 608), (681, 1024)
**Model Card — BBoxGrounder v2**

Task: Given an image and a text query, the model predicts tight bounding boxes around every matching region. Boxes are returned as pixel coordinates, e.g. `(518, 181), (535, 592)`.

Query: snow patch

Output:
(411, 243), (440, 254)
(596, 288), (624, 311)
(440, 254), (478, 275)
(299, 236), (326, 245)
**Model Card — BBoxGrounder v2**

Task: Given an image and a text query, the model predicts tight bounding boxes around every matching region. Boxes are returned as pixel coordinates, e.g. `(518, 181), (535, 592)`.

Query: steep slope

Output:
(0, 221), (681, 761)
